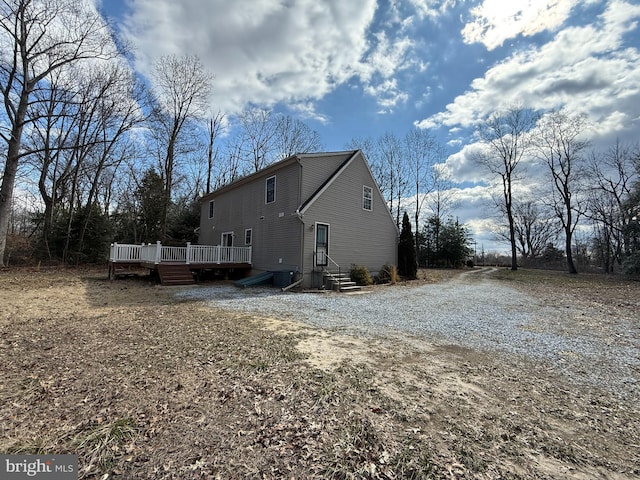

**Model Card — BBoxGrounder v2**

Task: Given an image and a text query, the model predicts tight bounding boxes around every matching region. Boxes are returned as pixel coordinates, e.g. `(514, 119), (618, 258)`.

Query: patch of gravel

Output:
(176, 271), (638, 400)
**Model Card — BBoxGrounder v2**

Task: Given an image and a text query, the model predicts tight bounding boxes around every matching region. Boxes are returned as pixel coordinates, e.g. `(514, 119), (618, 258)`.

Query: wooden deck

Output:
(109, 242), (252, 285)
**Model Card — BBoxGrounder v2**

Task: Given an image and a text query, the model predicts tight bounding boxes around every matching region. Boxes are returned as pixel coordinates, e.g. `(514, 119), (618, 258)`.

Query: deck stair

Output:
(323, 271), (361, 293)
(157, 263), (195, 286)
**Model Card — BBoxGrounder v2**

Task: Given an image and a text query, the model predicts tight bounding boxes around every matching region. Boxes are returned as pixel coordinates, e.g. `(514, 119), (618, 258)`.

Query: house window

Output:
(266, 175), (276, 204)
(208, 200), (215, 219)
(363, 185), (373, 211)
(245, 228), (252, 245)
(221, 232), (233, 247)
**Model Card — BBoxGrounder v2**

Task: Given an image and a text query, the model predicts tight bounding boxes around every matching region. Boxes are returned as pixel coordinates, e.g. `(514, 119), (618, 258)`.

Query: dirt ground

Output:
(0, 267), (638, 479)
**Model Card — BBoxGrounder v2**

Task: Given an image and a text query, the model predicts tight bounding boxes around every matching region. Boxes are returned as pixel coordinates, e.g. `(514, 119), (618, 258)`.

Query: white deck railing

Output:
(110, 242), (252, 265)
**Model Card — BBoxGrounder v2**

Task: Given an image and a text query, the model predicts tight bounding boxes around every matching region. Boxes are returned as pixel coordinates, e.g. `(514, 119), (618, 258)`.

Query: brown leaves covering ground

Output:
(0, 266), (638, 479)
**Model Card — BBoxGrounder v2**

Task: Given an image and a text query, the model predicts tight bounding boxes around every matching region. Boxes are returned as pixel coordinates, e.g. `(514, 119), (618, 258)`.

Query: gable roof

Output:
(200, 149), (399, 235)
(199, 150), (358, 203)
(297, 150), (398, 233)
(199, 154), (297, 202)
(297, 150), (358, 214)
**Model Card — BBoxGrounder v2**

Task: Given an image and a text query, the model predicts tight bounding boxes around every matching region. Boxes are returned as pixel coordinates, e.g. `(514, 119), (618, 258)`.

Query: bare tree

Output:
(273, 115), (323, 159)
(347, 136), (386, 197)
(534, 110), (590, 274)
(475, 106), (538, 270)
(423, 166), (456, 265)
(586, 140), (639, 272)
(205, 111), (225, 193)
(238, 108), (278, 172)
(226, 144), (244, 183)
(511, 200), (559, 260)
(25, 62), (141, 262)
(0, 0), (119, 265)
(405, 128), (441, 258)
(74, 64), (145, 258)
(150, 54), (212, 241)
(27, 69), (77, 258)
(427, 169), (456, 223)
(379, 132), (407, 227)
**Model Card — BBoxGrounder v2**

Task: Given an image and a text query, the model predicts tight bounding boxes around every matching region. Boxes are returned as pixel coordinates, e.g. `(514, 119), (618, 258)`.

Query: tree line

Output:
(345, 113), (639, 276)
(0, 0), (322, 265)
(1, 1), (638, 276)
(475, 105), (639, 275)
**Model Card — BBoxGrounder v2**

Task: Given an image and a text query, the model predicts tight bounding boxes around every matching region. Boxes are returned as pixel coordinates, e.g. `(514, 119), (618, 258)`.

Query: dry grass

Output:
(0, 267), (638, 479)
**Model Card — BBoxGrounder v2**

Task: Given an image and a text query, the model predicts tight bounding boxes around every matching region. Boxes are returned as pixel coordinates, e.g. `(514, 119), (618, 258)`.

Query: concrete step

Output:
(322, 271), (362, 292)
(338, 284), (362, 292)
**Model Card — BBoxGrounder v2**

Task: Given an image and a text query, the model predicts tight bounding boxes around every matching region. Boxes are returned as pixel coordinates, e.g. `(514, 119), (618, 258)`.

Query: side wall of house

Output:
(199, 162), (303, 274)
(298, 152), (352, 201)
(301, 153), (398, 287)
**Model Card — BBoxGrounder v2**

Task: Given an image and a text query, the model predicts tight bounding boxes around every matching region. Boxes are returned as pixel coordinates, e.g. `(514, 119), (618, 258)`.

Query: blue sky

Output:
(96, 0), (640, 253)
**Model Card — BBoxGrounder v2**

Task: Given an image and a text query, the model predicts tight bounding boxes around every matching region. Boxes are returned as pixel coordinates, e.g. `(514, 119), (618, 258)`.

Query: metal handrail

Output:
(324, 254), (341, 288)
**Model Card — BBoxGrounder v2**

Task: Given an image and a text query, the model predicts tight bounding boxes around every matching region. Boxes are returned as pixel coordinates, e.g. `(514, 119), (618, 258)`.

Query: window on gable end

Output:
(245, 228), (252, 245)
(266, 175), (276, 204)
(363, 185), (373, 211)
(208, 200), (215, 219)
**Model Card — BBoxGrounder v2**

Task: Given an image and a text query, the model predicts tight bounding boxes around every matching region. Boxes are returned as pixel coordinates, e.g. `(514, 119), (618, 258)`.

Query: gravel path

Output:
(177, 268), (639, 400)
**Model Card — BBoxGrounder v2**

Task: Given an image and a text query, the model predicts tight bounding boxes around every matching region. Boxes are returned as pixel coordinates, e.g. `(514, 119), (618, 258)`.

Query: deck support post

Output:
(186, 242), (191, 264)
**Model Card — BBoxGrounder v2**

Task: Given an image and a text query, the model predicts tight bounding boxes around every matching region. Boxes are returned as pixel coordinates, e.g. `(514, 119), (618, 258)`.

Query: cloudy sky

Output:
(98, 0), (640, 252)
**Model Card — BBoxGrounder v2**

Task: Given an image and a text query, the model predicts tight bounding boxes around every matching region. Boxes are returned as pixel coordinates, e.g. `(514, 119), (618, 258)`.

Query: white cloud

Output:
(444, 186), (506, 251)
(122, 0), (378, 116)
(289, 102), (330, 124)
(403, 184), (510, 253)
(364, 79), (409, 113)
(121, 0), (424, 117)
(417, 0), (640, 142)
(358, 31), (416, 110)
(360, 31), (415, 81)
(461, 0), (585, 50)
(408, 0), (457, 20)
(442, 143), (491, 184)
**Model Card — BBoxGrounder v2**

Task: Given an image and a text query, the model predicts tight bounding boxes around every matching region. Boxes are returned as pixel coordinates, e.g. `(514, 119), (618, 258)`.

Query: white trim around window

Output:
(265, 175), (276, 204)
(363, 185), (373, 211)
(208, 199), (215, 219)
(221, 231), (234, 247)
(244, 228), (252, 245)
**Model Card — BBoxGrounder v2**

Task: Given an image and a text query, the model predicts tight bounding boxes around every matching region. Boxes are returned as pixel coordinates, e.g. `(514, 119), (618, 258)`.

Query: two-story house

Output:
(199, 150), (398, 288)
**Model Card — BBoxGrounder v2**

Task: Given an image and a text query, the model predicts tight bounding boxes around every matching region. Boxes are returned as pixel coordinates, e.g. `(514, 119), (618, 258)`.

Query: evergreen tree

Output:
(420, 216), (471, 267)
(439, 219), (471, 268)
(48, 204), (113, 264)
(167, 199), (201, 244)
(420, 216), (442, 267)
(398, 212), (417, 279)
(137, 169), (165, 243)
(541, 243), (564, 263)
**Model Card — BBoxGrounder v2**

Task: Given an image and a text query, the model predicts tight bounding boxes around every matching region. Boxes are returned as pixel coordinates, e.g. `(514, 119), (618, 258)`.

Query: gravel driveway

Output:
(177, 268), (639, 401)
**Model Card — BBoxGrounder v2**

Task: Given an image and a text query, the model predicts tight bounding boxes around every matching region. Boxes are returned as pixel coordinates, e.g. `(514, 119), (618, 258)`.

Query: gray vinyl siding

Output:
(298, 152), (353, 201)
(199, 151), (397, 288)
(302, 153), (398, 281)
(199, 162), (303, 272)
